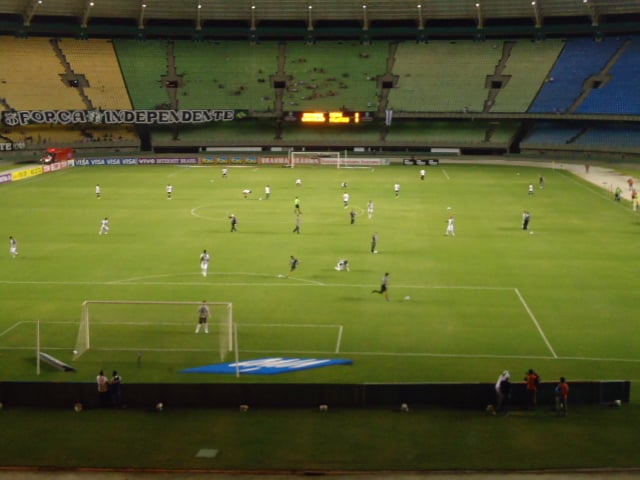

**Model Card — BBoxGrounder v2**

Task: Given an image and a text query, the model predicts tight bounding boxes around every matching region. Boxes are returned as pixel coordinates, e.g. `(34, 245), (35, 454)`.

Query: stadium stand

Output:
(577, 36), (640, 115)
(573, 124), (640, 149)
(173, 41), (278, 111)
(388, 41), (505, 113)
(112, 39), (171, 110)
(520, 122), (585, 147)
(283, 42), (387, 112)
(58, 39), (133, 111)
(0, 37), (86, 111)
(490, 39), (564, 113)
(529, 38), (624, 113)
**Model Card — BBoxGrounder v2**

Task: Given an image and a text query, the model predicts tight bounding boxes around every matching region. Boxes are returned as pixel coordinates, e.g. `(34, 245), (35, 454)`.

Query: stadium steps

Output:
(49, 38), (93, 110)
(568, 39), (632, 113)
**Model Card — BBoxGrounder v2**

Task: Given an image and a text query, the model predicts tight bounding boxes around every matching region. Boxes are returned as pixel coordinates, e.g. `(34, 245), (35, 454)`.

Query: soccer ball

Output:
(400, 403), (410, 412)
(614, 399), (622, 407)
(259, 197), (262, 201)
(155, 402), (164, 411)
(404, 295), (411, 301)
(73, 403), (82, 412)
(72, 350), (78, 355)
(319, 404), (328, 412)
(240, 404), (249, 412)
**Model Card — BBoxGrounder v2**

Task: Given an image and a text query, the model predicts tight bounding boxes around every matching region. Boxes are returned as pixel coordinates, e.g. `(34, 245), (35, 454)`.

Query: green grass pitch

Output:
(1, 162), (639, 389)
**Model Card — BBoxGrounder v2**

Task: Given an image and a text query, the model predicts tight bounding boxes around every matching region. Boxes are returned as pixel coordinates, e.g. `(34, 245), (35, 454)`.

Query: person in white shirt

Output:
(446, 216), (455, 236)
(95, 184), (101, 199)
(166, 184), (173, 200)
(264, 185), (271, 199)
(9, 236), (18, 258)
(343, 192), (350, 208)
(420, 169), (426, 180)
(335, 259), (350, 272)
(99, 217), (109, 235)
(394, 183), (400, 197)
(242, 189), (252, 199)
(200, 249), (210, 277)
(367, 200), (374, 219)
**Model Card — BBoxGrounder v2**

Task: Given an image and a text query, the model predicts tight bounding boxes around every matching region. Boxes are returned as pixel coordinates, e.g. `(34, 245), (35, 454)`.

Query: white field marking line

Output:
(0, 321), (25, 337)
(336, 325), (344, 353)
(238, 323), (342, 328)
(442, 169), (450, 180)
(329, 350), (640, 363)
(109, 272), (326, 286)
(515, 287), (557, 359)
(558, 169), (636, 211)
(190, 204), (222, 222)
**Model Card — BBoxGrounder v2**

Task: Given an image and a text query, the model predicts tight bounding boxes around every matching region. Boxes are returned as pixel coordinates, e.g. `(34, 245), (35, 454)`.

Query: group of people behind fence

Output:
(492, 369), (568, 416)
(96, 369), (123, 408)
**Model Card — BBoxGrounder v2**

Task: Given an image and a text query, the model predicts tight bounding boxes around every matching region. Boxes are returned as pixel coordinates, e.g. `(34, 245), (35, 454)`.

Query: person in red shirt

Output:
(524, 369), (540, 409)
(555, 377), (569, 416)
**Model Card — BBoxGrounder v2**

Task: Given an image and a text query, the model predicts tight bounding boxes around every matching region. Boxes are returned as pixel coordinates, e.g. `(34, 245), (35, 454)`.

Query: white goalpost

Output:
(287, 150), (342, 168)
(73, 300), (233, 361)
(287, 150), (383, 168)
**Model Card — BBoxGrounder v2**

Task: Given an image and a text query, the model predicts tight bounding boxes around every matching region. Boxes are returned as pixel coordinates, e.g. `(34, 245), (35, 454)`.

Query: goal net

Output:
(73, 300), (233, 361)
(288, 150), (341, 168)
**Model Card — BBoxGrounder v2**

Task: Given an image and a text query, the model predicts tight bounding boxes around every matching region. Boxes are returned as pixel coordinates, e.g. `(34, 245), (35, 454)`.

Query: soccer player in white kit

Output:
(95, 184), (101, 199)
(166, 184), (173, 199)
(343, 192), (350, 208)
(446, 216), (455, 236)
(99, 217), (109, 235)
(367, 200), (374, 219)
(200, 249), (210, 277)
(9, 236), (18, 258)
(394, 183), (400, 197)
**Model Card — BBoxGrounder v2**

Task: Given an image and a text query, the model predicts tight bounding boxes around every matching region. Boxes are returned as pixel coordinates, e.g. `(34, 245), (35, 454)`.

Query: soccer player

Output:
(394, 183), (400, 197)
(335, 259), (350, 272)
(350, 209), (357, 225)
(222, 168), (228, 178)
(522, 211), (531, 230)
(420, 169), (426, 180)
(294, 197), (301, 213)
(9, 236), (18, 258)
(295, 178), (302, 187)
(528, 183), (534, 195)
(292, 213), (301, 234)
(166, 183), (173, 200)
(288, 255), (299, 277)
(265, 185), (271, 199)
(371, 232), (378, 253)
(367, 200), (374, 219)
(229, 214), (238, 232)
(446, 216), (455, 236)
(200, 249), (210, 277)
(343, 192), (350, 208)
(242, 189), (252, 199)
(99, 217), (109, 235)
(95, 184), (101, 199)
(371, 272), (390, 301)
(195, 301), (210, 334)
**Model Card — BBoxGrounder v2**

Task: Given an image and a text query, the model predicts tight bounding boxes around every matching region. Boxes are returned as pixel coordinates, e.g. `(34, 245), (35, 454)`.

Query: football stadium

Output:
(1, 0), (640, 476)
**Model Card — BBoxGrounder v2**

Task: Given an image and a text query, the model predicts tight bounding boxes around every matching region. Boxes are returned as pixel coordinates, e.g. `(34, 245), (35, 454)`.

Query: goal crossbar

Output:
(74, 300), (233, 361)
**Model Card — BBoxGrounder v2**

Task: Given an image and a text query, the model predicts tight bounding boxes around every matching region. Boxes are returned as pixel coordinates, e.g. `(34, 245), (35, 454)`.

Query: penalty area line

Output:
(515, 288), (557, 359)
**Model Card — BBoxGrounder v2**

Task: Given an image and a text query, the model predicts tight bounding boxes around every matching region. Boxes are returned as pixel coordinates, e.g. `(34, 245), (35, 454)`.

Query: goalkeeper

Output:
(195, 301), (210, 334)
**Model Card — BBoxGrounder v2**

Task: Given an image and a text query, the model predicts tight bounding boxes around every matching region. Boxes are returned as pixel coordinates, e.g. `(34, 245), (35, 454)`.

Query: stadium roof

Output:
(0, 0), (639, 35)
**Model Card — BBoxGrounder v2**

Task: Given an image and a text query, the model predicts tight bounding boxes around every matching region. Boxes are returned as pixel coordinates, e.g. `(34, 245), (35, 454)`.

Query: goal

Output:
(287, 150), (341, 168)
(73, 300), (233, 361)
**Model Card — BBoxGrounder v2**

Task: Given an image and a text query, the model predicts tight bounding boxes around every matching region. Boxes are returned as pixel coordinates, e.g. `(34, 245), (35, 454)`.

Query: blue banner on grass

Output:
(181, 357), (353, 375)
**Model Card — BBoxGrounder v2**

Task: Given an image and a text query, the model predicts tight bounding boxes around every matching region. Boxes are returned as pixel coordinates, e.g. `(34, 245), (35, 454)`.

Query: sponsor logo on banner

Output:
(181, 357), (353, 375)
(11, 166), (43, 181)
(0, 173), (12, 185)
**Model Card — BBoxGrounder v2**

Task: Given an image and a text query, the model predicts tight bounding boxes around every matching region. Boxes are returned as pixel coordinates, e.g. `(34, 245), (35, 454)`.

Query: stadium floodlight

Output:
(74, 300), (233, 361)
